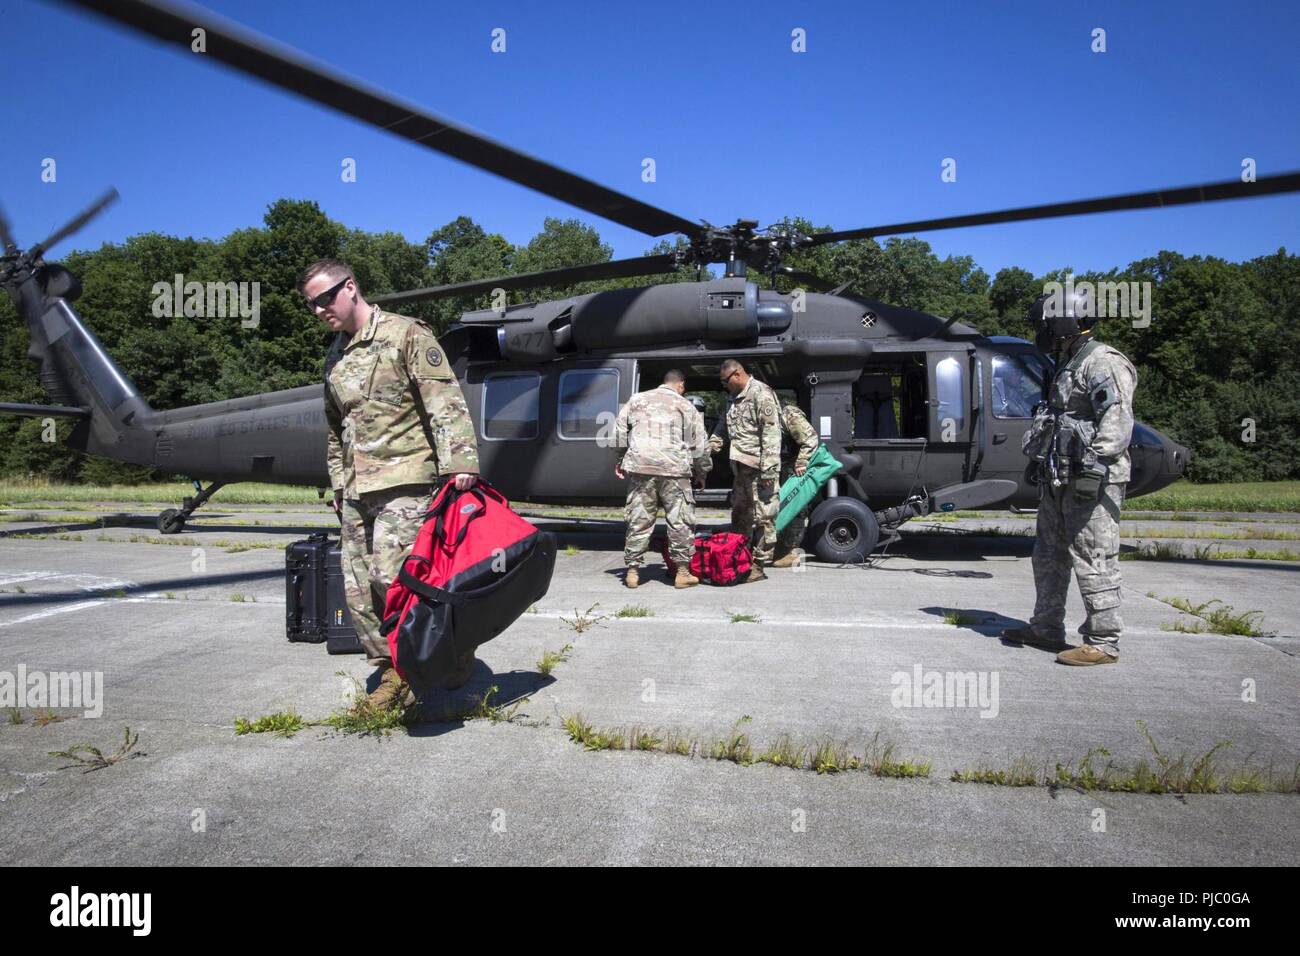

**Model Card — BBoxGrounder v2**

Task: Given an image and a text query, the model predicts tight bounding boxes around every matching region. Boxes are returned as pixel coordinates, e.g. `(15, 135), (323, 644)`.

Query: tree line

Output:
(1, 199), (1295, 483)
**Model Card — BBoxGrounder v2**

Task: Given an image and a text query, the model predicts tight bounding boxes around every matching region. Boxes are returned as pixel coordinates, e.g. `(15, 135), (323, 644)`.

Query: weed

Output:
(865, 733), (931, 778)
(709, 716), (754, 765)
(757, 735), (807, 769)
(631, 727), (663, 751)
(560, 602), (606, 634)
(32, 708), (66, 727)
(457, 685), (527, 723)
(615, 604), (654, 618)
(536, 643), (574, 676)
(322, 674), (410, 736)
(1153, 596), (1273, 637)
(235, 711), (309, 738)
(50, 727), (141, 772)
(809, 738), (858, 774)
(950, 759), (1040, 786)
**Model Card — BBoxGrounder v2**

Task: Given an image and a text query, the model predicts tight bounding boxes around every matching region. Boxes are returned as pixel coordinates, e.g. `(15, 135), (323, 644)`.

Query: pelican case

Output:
(286, 532), (362, 654)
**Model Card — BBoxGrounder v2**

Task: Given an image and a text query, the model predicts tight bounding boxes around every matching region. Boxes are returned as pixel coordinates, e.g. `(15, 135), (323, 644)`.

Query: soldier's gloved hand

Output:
(708, 436), (723, 454)
(452, 473), (477, 491)
(794, 462), (807, 477)
(330, 490), (343, 515)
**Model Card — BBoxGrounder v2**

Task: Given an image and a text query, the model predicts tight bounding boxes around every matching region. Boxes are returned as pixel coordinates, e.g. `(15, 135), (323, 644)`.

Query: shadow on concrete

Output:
(919, 606), (1062, 654)
(405, 664), (553, 737)
(0, 568), (284, 610)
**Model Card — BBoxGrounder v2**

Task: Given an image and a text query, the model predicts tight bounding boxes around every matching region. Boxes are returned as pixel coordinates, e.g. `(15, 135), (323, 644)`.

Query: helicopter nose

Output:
(1127, 421), (1189, 497)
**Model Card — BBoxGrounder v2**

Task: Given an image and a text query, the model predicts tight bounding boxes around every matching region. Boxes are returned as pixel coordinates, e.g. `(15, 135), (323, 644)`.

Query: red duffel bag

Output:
(380, 480), (556, 688)
(660, 531), (753, 585)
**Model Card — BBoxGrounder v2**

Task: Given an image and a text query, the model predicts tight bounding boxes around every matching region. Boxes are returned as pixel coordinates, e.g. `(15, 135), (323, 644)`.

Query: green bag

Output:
(776, 443), (842, 533)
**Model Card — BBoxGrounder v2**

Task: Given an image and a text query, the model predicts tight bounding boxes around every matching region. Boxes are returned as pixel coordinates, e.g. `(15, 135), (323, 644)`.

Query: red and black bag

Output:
(380, 480), (556, 688)
(660, 531), (753, 585)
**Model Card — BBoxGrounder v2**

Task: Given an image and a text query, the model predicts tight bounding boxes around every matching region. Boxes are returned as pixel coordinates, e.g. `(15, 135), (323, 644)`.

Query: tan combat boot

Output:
(624, 568), (640, 589)
(675, 569), (699, 588)
(770, 548), (804, 569)
(364, 663), (415, 710)
(1056, 645), (1118, 666)
(744, 565), (767, 583)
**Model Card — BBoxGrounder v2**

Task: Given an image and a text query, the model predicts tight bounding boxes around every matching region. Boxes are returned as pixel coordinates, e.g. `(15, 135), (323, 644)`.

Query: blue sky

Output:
(3, 0), (1297, 279)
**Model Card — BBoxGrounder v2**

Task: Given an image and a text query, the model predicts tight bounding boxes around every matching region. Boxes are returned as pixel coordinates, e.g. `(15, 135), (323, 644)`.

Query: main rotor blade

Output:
(53, 0), (699, 239)
(807, 171), (1300, 246)
(372, 252), (680, 307)
(29, 187), (120, 259)
(0, 201), (17, 254)
(772, 266), (832, 291)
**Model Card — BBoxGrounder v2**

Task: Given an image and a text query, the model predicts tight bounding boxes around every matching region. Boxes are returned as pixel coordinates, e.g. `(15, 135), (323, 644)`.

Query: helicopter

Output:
(5, 0), (1299, 563)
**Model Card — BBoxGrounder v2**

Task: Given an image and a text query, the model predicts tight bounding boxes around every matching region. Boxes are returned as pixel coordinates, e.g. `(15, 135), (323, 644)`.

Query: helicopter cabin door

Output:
(925, 347), (977, 489)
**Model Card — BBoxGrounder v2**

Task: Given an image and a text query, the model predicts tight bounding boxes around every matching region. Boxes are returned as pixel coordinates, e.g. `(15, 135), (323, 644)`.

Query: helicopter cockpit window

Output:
(482, 371), (540, 441)
(991, 354), (1043, 419)
(934, 356), (966, 432)
(558, 368), (620, 441)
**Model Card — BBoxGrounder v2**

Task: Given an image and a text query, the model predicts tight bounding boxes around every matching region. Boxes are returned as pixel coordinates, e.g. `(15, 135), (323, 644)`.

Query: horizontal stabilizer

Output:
(0, 402), (91, 419)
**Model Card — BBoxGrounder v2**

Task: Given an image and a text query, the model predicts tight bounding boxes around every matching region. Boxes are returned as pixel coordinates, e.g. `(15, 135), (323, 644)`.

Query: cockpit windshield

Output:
(991, 353), (1046, 419)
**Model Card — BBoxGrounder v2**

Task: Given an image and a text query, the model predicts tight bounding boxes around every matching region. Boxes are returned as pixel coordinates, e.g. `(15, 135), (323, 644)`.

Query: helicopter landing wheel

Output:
(157, 509), (186, 535)
(808, 497), (880, 564)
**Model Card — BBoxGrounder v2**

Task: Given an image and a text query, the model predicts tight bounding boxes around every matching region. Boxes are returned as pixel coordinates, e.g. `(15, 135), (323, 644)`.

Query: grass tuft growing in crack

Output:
(1150, 595), (1273, 637)
(235, 710), (309, 738)
(50, 727), (141, 772)
(560, 602), (606, 634)
(536, 643), (573, 676)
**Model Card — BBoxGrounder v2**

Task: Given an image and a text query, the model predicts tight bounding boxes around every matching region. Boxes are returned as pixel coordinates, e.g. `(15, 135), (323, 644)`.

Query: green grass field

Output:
(2, 478), (1299, 513)
(1129, 481), (1300, 513)
(0, 480), (324, 506)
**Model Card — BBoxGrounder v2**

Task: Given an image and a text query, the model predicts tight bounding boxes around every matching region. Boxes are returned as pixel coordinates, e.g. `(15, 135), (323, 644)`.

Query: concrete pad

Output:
(1, 504), (1297, 865)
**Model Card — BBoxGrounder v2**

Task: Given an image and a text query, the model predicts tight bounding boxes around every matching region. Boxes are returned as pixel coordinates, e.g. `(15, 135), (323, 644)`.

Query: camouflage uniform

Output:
(709, 378), (782, 566)
(776, 402), (820, 554)
(325, 306), (479, 663)
(615, 384), (710, 567)
(1027, 339), (1137, 658)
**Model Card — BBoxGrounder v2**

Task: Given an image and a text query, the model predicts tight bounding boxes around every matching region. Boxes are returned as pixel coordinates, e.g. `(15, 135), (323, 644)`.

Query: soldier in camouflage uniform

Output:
(303, 259), (480, 707)
(614, 369), (711, 589)
(770, 401), (820, 568)
(708, 359), (782, 582)
(1004, 290), (1137, 666)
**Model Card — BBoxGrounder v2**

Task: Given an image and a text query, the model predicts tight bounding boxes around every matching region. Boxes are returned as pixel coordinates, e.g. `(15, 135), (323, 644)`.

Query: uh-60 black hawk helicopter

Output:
(5, 0), (1299, 562)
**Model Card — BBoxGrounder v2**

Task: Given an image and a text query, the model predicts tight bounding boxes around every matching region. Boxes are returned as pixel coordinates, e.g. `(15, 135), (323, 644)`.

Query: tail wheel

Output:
(157, 509), (186, 534)
(808, 497), (880, 564)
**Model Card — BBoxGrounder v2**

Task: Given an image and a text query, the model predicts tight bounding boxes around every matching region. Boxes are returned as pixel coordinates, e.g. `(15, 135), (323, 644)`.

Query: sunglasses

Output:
(719, 370), (739, 385)
(305, 277), (350, 312)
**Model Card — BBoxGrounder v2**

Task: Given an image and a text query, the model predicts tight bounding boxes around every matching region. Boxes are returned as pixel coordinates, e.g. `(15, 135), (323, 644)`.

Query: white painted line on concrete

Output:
(0, 571), (62, 587)
(0, 600), (108, 628)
